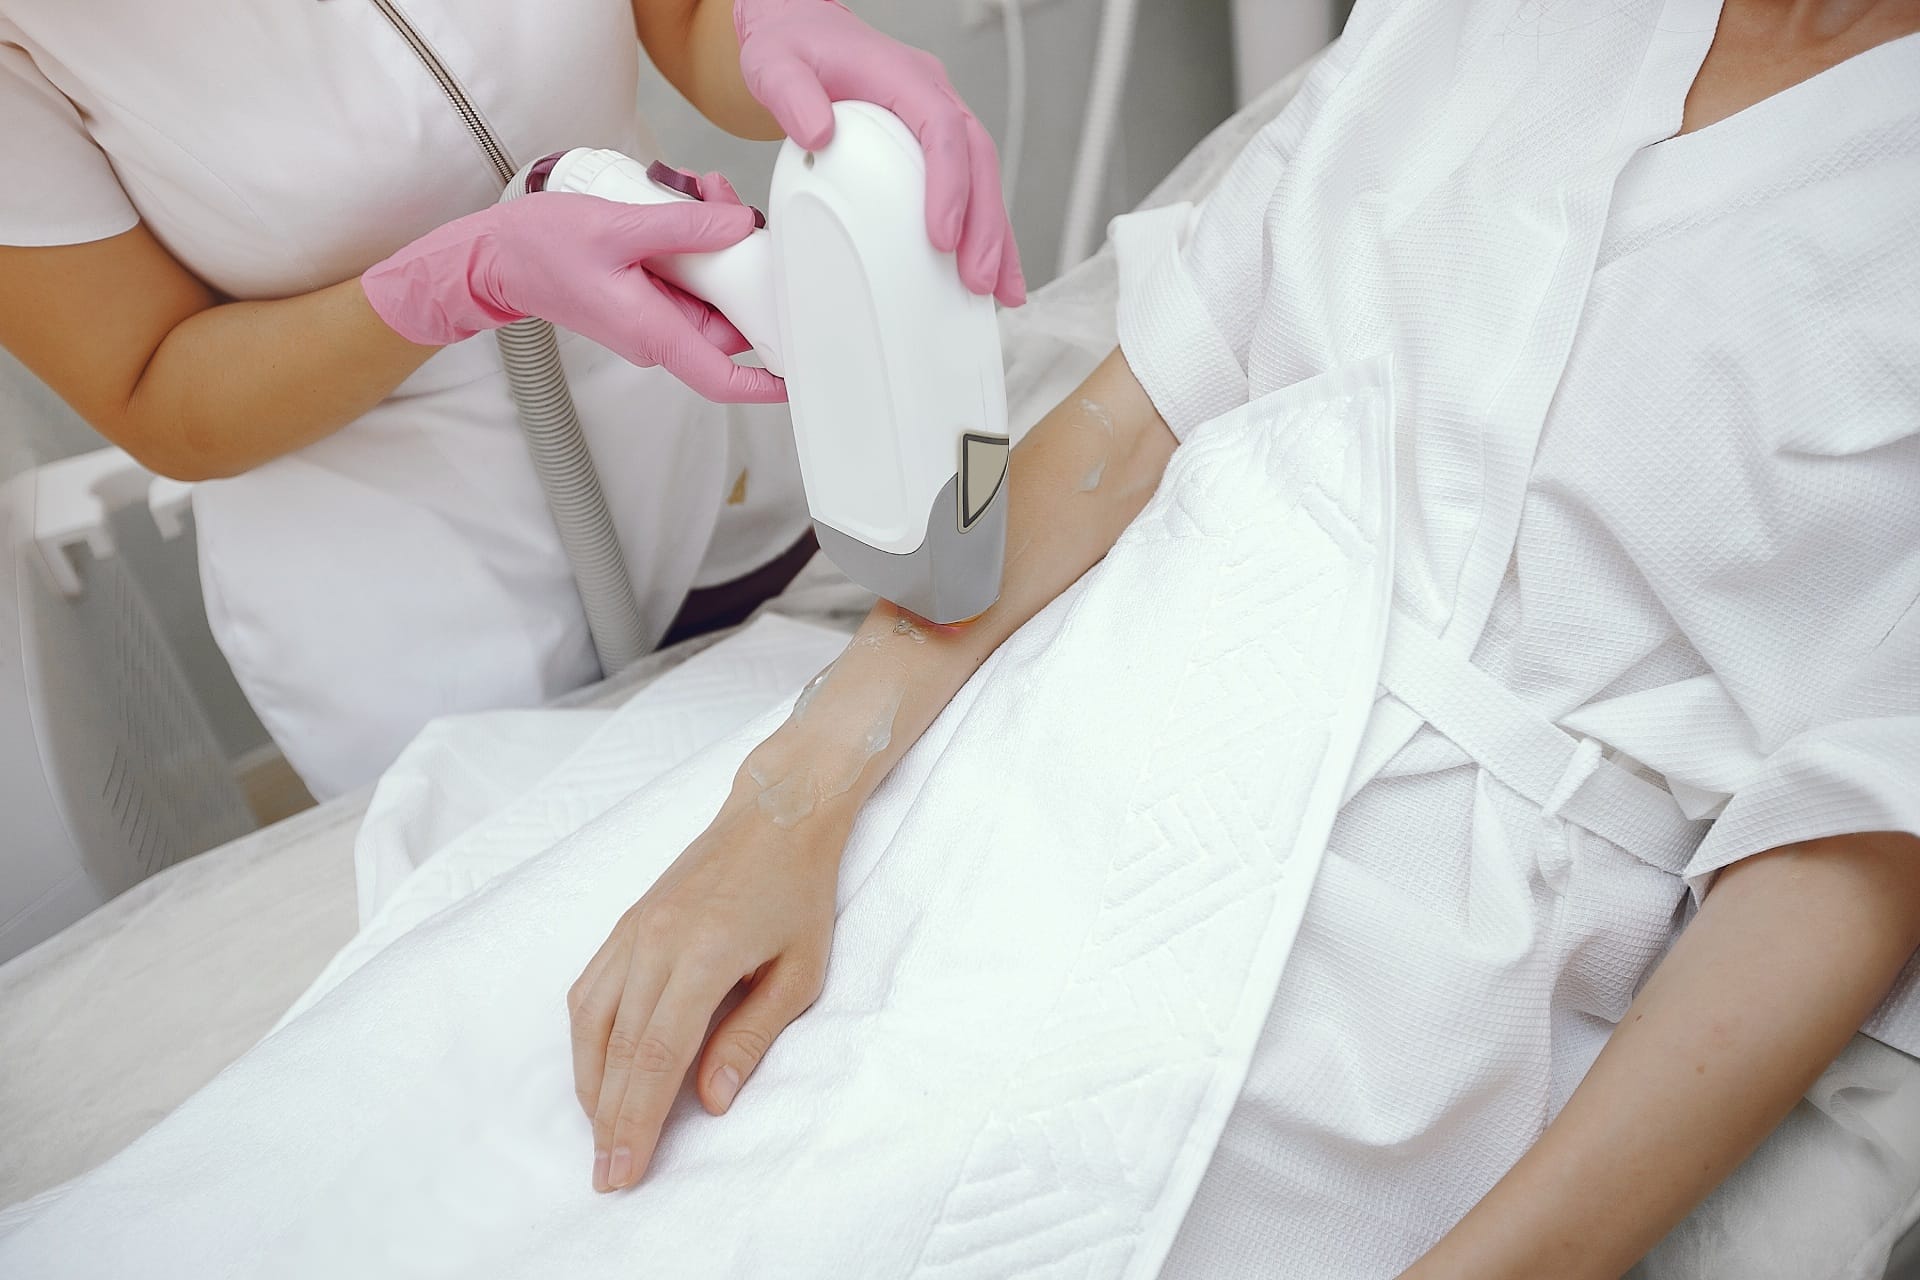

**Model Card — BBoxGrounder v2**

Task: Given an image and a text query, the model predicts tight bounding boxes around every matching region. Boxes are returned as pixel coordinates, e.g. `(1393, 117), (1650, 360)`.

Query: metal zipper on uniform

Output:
(361, 0), (653, 676)
(366, 0), (519, 185)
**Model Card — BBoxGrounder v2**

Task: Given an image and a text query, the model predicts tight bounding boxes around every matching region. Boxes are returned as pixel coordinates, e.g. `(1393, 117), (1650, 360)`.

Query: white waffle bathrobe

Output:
(1123, 2), (1920, 1273)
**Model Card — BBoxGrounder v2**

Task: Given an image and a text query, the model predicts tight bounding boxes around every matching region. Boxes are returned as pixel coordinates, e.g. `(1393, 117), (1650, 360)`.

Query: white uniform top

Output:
(0, 0), (811, 796)
(1109, 0), (1920, 1271)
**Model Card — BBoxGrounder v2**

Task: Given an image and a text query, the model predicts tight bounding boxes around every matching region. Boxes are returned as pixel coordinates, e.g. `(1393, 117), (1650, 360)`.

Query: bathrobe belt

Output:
(1379, 616), (1710, 876)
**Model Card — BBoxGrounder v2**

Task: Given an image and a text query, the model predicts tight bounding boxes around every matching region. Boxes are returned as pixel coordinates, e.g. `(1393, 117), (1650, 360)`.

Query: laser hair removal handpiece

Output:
(523, 103), (1010, 625)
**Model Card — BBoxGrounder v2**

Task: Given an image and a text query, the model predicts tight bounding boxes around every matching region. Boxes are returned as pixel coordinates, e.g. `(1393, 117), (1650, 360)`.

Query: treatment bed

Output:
(4, 57), (1917, 1277)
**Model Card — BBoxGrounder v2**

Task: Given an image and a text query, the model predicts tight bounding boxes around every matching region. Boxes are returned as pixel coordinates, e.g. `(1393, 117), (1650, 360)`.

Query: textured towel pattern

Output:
(0, 365), (1392, 1279)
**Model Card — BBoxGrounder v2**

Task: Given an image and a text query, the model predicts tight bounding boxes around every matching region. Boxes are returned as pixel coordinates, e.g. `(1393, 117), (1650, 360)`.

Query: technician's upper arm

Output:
(0, 225), (216, 455)
(629, 0), (782, 140)
(630, 0), (704, 102)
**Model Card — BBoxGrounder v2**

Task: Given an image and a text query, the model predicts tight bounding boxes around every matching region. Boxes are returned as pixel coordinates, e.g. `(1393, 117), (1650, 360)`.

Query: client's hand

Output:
(568, 349), (1177, 1194)
(568, 783), (844, 1193)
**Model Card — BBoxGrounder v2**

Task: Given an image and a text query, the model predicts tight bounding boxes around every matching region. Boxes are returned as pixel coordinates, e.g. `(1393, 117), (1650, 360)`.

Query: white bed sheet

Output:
(0, 557), (872, 1210)
(0, 784), (362, 1205)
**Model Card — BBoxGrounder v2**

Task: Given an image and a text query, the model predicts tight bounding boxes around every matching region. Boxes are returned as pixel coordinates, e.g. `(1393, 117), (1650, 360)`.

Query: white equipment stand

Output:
(0, 448), (252, 963)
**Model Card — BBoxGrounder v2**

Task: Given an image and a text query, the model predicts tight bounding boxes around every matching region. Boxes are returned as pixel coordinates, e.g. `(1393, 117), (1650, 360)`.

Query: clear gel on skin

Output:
(744, 650), (907, 829)
(1073, 397), (1114, 492)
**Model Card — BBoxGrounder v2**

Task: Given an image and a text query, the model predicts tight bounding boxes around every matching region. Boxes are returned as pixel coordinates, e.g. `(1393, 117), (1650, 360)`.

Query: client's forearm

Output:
(1406, 832), (1920, 1280)
(735, 347), (1176, 827)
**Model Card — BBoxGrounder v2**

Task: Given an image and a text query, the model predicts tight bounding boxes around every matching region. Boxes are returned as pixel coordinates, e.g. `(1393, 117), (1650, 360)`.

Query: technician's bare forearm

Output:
(125, 280), (433, 479)
(0, 231), (432, 482)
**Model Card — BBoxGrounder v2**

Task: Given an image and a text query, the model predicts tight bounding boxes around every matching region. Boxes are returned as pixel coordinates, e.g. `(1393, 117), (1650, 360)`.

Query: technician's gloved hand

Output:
(360, 183), (785, 403)
(734, 0), (1027, 306)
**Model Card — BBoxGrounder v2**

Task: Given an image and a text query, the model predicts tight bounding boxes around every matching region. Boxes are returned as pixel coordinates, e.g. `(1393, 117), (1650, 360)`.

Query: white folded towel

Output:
(0, 362), (1392, 1279)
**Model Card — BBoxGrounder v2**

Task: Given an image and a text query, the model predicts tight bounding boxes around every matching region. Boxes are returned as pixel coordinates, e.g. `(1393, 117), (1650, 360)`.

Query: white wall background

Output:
(644, 0), (1238, 277)
(1, 0), (1244, 761)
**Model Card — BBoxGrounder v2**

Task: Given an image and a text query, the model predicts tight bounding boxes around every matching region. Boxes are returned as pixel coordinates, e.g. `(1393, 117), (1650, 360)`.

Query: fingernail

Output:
(714, 1064), (742, 1112)
(608, 1146), (633, 1189)
(592, 1149), (610, 1192)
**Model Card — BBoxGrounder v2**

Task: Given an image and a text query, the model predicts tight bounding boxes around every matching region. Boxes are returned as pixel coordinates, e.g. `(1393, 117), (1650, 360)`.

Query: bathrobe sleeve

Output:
(1668, 197), (1920, 889)
(1683, 716), (1920, 884)
(1109, 30), (1359, 440)
(1662, 303), (1920, 1053)
(0, 30), (139, 247)
(1683, 708), (1920, 1058)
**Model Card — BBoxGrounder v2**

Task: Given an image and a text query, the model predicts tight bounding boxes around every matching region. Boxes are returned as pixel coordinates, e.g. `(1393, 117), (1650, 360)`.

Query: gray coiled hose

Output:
(494, 162), (648, 677)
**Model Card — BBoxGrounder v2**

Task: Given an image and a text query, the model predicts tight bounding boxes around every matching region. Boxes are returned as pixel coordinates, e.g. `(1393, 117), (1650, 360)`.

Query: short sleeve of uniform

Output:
(0, 33), (138, 246)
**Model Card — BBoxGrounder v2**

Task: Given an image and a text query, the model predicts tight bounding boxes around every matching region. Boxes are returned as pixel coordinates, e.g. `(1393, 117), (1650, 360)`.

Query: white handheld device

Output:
(527, 103), (1010, 624)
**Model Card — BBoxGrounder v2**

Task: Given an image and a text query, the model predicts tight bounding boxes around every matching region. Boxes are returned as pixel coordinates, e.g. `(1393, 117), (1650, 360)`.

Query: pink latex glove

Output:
(361, 179), (784, 403)
(734, 0), (1027, 307)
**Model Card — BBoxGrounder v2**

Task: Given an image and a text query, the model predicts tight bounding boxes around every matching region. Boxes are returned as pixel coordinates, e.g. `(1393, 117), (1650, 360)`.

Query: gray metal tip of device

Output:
(813, 467), (1008, 625)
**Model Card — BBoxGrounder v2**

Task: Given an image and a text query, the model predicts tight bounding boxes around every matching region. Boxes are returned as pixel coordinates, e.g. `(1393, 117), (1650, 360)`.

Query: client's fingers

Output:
(590, 955), (669, 1192)
(568, 931), (632, 1119)
(603, 969), (734, 1190)
(697, 952), (827, 1115)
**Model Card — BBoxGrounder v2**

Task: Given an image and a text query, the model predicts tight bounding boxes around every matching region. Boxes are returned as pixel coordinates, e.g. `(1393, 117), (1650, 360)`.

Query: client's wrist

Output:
(730, 723), (877, 844)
